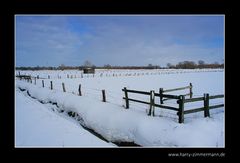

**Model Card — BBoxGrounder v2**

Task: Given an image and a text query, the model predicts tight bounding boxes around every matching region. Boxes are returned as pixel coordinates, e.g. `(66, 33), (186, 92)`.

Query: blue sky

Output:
(16, 15), (224, 67)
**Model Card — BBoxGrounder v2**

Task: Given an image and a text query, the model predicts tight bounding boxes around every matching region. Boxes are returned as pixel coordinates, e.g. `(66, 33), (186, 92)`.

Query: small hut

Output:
(83, 67), (95, 74)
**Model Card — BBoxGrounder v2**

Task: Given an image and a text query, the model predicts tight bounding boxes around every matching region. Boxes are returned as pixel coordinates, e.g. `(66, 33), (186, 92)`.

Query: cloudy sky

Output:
(16, 15), (224, 67)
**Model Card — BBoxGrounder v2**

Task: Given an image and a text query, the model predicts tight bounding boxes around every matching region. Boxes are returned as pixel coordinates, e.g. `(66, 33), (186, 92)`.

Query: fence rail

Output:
(124, 89), (151, 95)
(209, 104), (224, 110)
(123, 97), (179, 111)
(183, 107), (204, 114)
(183, 97), (204, 103)
(209, 95), (224, 99)
(163, 85), (191, 93)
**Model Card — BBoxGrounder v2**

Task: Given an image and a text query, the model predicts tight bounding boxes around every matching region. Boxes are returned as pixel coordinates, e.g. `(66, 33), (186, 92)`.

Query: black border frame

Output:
(1, 0), (233, 161)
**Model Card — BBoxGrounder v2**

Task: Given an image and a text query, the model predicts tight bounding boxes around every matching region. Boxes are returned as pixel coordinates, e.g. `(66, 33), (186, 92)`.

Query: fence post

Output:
(48, 75), (50, 79)
(50, 81), (53, 90)
(67, 74), (69, 78)
(102, 90), (106, 102)
(178, 95), (185, 123)
(190, 83), (193, 98)
(34, 77), (36, 85)
(42, 80), (44, 88)
(78, 84), (82, 96)
(123, 87), (129, 109)
(62, 83), (66, 92)
(204, 93), (210, 117)
(148, 90), (155, 116)
(159, 88), (164, 104)
(37, 75), (39, 79)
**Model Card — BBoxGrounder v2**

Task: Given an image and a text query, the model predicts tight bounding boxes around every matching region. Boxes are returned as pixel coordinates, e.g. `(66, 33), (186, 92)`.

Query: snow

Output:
(16, 69), (224, 147)
(15, 88), (114, 147)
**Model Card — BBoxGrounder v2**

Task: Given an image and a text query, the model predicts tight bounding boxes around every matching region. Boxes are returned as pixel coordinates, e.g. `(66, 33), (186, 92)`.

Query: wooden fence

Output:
(122, 86), (224, 123)
(177, 94), (224, 123)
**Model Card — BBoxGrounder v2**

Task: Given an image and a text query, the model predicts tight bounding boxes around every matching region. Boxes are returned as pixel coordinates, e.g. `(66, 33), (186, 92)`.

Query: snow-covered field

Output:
(15, 69), (224, 147)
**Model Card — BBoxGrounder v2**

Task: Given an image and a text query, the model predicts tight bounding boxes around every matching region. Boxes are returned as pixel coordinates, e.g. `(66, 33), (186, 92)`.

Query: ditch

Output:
(18, 87), (140, 147)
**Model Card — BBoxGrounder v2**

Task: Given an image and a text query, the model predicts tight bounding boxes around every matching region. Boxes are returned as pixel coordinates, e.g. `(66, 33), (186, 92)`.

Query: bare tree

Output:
(167, 63), (175, 69)
(198, 60), (205, 68)
(59, 64), (66, 70)
(176, 61), (196, 69)
(104, 64), (111, 68)
(198, 60), (205, 65)
(83, 60), (92, 67)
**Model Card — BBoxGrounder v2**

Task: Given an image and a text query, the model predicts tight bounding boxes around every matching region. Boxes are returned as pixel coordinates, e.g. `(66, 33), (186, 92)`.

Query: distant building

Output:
(83, 67), (95, 74)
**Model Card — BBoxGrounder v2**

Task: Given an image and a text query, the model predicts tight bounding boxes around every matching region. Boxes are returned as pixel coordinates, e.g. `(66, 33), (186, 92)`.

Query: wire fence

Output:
(16, 68), (224, 80)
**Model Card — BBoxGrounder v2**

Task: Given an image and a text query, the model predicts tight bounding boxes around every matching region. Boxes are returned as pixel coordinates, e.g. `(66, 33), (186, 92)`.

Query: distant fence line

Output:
(16, 69), (224, 80)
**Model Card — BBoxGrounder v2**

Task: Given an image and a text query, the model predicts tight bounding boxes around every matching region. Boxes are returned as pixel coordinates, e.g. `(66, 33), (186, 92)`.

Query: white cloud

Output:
(16, 16), (84, 66)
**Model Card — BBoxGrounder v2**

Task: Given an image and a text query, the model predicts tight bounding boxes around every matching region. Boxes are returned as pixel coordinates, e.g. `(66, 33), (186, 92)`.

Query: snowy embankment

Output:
(15, 87), (114, 147)
(16, 80), (224, 147)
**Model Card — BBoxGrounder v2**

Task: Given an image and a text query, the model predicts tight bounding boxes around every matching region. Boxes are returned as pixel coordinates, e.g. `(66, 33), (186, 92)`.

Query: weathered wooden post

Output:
(102, 90), (106, 102)
(204, 93), (210, 117)
(159, 88), (164, 104)
(48, 75), (50, 79)
(37, 75), (39, 79)
(190, 83), (193, 98)
(123, 87), (129, 109)
(148, 90), (155, 116)
(50, 81), (53, 90)
(34, 77), (36, 85)
(78, 84), (82, 96)
(178, 95), (185, 123)
(62, 83), (66, 92)
(42, 80), (44, 88)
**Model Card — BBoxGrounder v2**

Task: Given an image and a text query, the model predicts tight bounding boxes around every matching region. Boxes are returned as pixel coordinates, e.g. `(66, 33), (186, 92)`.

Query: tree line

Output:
(166, 60), (224, 69)
(16, 60), (224, 70)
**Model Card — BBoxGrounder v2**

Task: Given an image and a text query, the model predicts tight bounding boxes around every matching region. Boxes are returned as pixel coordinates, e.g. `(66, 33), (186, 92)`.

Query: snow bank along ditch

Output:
(17, 86), (139, 147)
(16, 80), (224, 147)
